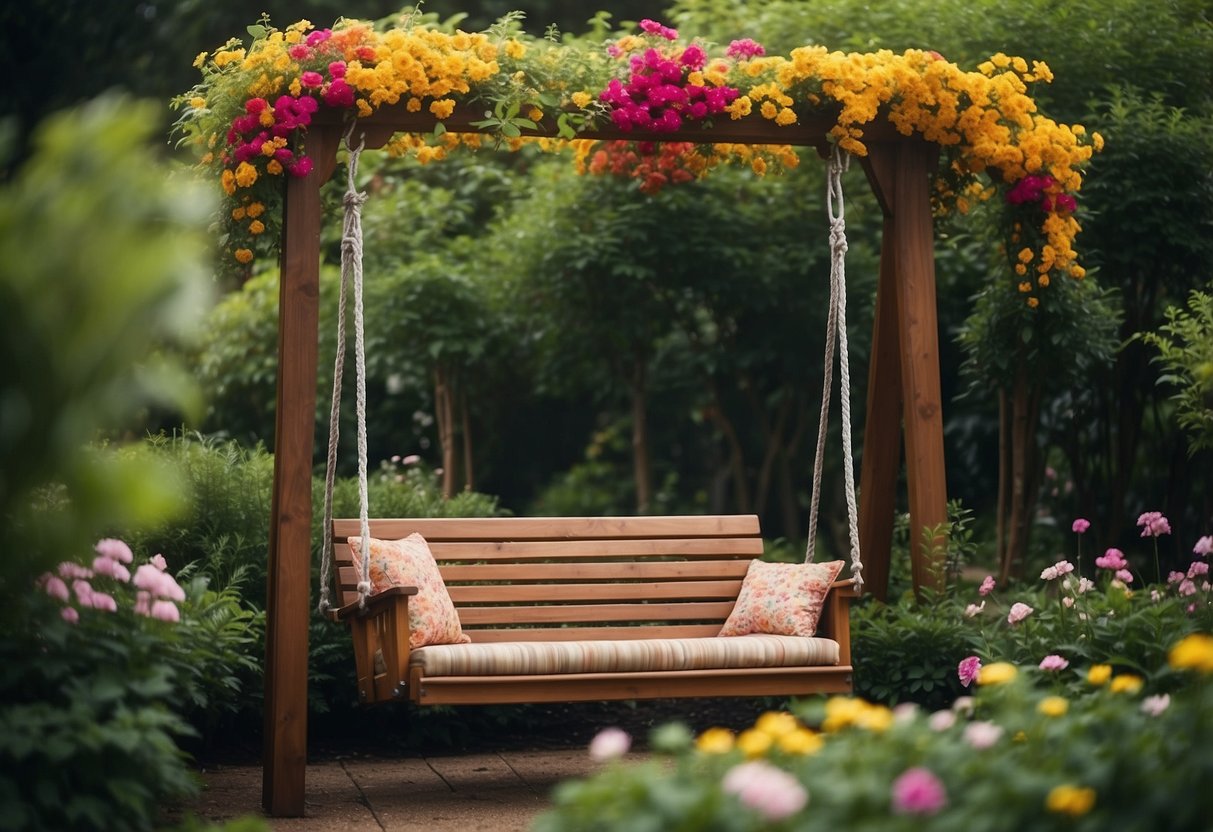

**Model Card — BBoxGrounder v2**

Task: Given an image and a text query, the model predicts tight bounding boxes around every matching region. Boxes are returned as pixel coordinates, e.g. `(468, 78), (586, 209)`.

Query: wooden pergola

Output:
(263, 106), (947, 816)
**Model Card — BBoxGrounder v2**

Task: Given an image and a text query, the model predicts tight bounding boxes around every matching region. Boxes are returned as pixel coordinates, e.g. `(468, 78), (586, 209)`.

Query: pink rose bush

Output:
(37, 539), (185, 624)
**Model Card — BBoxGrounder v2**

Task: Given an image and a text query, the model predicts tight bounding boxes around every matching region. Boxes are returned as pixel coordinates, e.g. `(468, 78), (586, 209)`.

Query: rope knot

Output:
(829, 219), (848, 254)
(344, 189), (367, 208)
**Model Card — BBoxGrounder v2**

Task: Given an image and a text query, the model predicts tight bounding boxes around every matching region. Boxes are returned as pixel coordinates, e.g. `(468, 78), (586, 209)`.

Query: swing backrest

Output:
(330, 515), (764, 641)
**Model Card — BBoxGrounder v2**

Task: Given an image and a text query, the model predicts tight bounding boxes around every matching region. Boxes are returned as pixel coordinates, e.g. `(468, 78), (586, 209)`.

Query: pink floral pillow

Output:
(349, 533), (470, 649)
(718, 559), (845, 638)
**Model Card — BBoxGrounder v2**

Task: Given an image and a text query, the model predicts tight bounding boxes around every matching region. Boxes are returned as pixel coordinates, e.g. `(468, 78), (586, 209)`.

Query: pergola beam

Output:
(264, 107), (947, 815)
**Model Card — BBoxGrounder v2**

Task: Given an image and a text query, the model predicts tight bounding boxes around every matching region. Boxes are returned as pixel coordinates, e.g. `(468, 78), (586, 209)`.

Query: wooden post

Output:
(263, 124), (341, 817)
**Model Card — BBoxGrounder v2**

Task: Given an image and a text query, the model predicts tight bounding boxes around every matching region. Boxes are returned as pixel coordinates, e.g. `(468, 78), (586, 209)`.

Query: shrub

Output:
(535, 634), (1213, 831)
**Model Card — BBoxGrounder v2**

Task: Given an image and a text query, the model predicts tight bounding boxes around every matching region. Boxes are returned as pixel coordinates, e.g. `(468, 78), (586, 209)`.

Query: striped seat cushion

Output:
(410, 634), (839, 677)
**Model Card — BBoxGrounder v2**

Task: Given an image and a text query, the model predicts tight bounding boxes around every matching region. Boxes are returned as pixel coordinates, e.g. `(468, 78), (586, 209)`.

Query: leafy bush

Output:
(535, 635), (1213, 831)
(0, 541), (263, 831)
(1138, 283), (1213, 456)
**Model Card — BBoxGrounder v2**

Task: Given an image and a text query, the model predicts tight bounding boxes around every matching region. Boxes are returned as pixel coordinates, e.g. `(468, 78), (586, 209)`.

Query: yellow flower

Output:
(1092, 132), (1105, 151)
(778, 729), (824, 755)
(754, 711), (799, 737)
(1169, 633), (1213, 673)
(696, 727), (735, 754)
(266, 159), (284, 176)
(429, 99), (456, 119)
(1018, 281), (1032, 293)
(775, 107), (798, 126)
(503, 39), (526, 59)
(246, 202), (265, 218)
(1037, 275), (1050, 287)
(1037, 696), (1068, 717)
(1014, 263), (1027, 276)
(190, 97), (207, 110)
(1046, 784), (1096, 817)
(736, 728), (773, 758)
(234, 248), (254, 264)
(231, 206), (247, 221)
(977, 662), (1018, 685)
(248, 220), (266, 235)
(193, 51), (207, 69)
(760, 100), (778, 120)
(1087, 664), (1112, 686)
(1018, 247), (1034, 263)
(1027, 297), (1039, 308)
(751, 157), (767, 176)
(220, 169), (236, 196)
(571, 91), (592, 109)
(1110, 674), (1144, 694)
(528, 106), (544, 122)
(234, 161), (258, 188)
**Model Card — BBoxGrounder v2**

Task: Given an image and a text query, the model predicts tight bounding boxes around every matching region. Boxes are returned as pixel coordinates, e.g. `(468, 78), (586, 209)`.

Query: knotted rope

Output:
(804, 145), (864, 593)
(319, 124), (372, 613)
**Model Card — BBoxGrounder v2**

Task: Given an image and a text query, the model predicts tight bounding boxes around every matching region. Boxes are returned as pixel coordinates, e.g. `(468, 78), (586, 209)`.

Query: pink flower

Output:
(1194, 536), (1212, 557)
(402, 454), (421, 465)
(1115, 569), (1134, 584)
(964, 602), (985, 618)
(1168, 570), (1186, 585)
(1141, 694), (1170, 716)
(1062, 596), (1075, 608)
(150, 554), (168, 571)
(638, 18), (678, 40)
(588, 727), (631, 760)
(891, 767), (947, 816)
(150, 600), (180, 623)
(290, 157), (314, 178)
(1039, 655), (1069, 671)
(300, 71), (324, 88)
(722, 761), (808, 821)
(958, 656), (982, 688)
(1040, 560), (1074, 581)
(1179, 579), (1197, 596)
(1095, 548), (1129, 570)
(89, 592), (118, 613)
(134, 590), (152, 617)
(61, 606), (79, 624)
(726, 38), (766, 60)
(288, 44), (310, 60)
(1007, 602), (1034, 625)
(963, 721), (1003, 749)
(91, 555), (130, 582)
(928, 710), (956, 731)
(39, 574), (70, 602)
(1071, 518), (1090, 534)
(679, 44), (707, 70)
(95, 538), (133, 563)
(1077, 577), (1095, 594)
(979, 575), (996, 596)
(1137, 511), (1172, 537)
(1188, 561), (1209, 579)
(57, 561), (93, 580)
(133, 564), (185, 602)
(72, 579), (94, 605)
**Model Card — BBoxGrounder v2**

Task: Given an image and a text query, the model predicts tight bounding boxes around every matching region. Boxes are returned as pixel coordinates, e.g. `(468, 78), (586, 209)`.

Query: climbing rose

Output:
(958, 656), (982, 688)
(891, 767), (948, 816)
(722, 761), (807, 820)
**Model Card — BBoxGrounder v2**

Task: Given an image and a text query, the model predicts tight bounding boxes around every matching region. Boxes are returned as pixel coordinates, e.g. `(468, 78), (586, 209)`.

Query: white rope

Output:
(805, 145), (864, 593)
(318, 124), (373, 613)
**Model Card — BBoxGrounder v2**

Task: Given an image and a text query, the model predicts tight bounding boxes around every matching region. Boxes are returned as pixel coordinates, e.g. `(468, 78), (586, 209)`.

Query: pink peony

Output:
(1137, 511), (1172, 537)
(92, 555), (130, 583)
(722, 761), (808, 821)
(1194, 536), (1213, 557)
(1039, 655), (1069, 671)
(150, 554), (168, 571)
(963, 721), (1003, 749)
(891, 767), (948, 816)
(1071, 518), (1090, 534)
(588, 727), (631, 761)
(1095, 548), (1129, 570)
(94, 538), (133, 563)
(978, 575), (996, 596)
(1007, 602), (1034, 625)
(958, 656), (982, 688)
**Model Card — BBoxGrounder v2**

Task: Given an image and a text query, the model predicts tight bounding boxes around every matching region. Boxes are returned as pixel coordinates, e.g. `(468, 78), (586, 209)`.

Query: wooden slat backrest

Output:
(332, 515), (762, 641)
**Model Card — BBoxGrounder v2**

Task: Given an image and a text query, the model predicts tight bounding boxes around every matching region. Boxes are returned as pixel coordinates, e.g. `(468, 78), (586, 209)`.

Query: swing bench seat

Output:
(329, 515), (856, 706)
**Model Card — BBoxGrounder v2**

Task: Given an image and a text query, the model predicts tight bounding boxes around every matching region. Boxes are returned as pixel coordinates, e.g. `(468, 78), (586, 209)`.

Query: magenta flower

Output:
(891, 767), (947, 816)
(1071, 518), (1090, 533)
(726, 38), (766, 60)
(958, 656), (982, 688)
(588, 727), (631, 761)
(1095, 548), (1129, 570)
(978, 575), (996, 596)
(300, 71), (324, 88)
(1194, 536), (1212, 557)
(722, 761), (808, 821)
(1007, 602), (1034, 625)
(1137, 511), (1172, 537)
(638, 18), (678, 40)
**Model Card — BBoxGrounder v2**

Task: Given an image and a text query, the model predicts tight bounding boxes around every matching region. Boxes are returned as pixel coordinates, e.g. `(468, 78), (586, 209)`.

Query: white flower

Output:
(588, 727), (631, 761)
(963, 721), (1003, 749)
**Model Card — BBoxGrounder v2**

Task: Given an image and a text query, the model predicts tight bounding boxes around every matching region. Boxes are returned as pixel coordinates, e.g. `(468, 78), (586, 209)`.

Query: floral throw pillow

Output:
(718, 559), (845, 638)
(349, 533), (470, 649)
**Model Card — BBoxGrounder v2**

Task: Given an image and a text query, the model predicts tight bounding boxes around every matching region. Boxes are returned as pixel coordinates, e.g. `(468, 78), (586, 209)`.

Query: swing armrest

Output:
(820, 579), (858, 667)
(327, 585), (419, 622)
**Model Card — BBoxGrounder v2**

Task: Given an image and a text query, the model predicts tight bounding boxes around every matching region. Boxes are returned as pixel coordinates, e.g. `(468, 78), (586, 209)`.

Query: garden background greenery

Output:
(1, 0), (1211, 829)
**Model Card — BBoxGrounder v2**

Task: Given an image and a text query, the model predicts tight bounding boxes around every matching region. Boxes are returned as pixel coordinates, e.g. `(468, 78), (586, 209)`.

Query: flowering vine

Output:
(174, 15), (1101, 307)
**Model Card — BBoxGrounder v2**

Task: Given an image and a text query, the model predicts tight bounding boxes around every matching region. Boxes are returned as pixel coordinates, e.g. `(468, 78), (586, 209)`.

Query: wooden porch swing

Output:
(263, 106), (949, 816)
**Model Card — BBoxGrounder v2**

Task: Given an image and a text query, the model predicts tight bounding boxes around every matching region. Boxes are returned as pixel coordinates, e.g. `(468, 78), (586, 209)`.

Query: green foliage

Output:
(1138, 284), (1213, 455)
(0, 95), (213, 602)
(537, 652), (1213, 831)
(0, 559), (264, 831)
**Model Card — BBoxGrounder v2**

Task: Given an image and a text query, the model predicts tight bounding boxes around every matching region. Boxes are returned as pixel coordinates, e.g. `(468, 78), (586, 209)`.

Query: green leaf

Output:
(246, 24), (268, 39)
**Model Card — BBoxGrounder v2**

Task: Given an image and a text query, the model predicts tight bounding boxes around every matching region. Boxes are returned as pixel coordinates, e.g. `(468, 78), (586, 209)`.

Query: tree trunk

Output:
(704, 381), (751, 513)
(433, 365), (455, 499)
(631, 362), (653, 514)
(460, 386), (474, 492)
(999, 368), (1042, 582)
(995, 389), (1009, 580)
